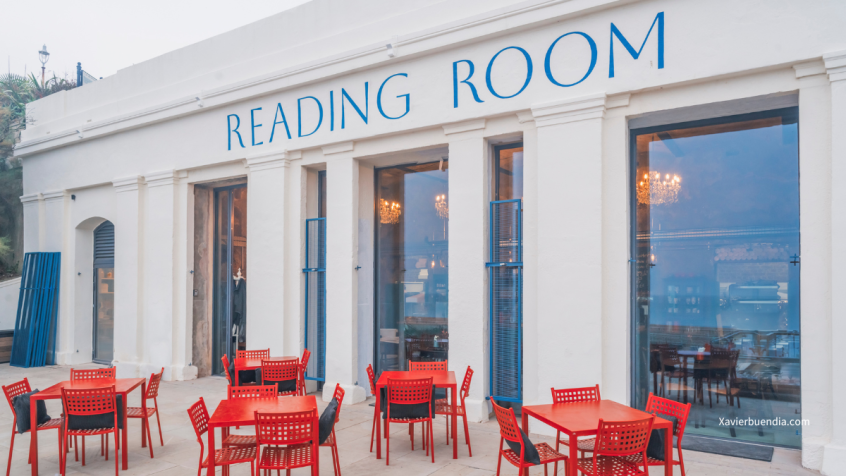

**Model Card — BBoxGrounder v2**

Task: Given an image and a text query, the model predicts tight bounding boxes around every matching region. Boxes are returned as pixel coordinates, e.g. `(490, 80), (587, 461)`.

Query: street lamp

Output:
(38, 45), (49, 88)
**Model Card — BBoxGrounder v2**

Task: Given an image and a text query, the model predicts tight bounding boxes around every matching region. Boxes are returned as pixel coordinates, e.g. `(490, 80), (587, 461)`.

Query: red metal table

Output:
(29, 377), (146, 475)
(206, 395), (319, 476)
(375, 370), (458, 460)
(521, 399), (674, 476)
(233, 356), (298, 386)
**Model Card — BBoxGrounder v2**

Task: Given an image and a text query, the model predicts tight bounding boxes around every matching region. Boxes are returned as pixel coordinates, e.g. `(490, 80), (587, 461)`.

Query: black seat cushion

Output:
(66, 394), (124, 430)
(12, 390), (51, 434)
(505, 428), (541, 465)
(267, 379), (298, 394)
(319, 398), (339, 444)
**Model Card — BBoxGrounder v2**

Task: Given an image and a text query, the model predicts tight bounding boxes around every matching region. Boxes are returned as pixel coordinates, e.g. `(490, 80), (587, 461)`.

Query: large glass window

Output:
(375, 161), (449, 374)
(632, 108), (800, 447)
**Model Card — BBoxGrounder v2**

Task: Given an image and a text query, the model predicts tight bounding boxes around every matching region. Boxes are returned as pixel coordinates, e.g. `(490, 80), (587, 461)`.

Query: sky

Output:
(1, 0), (312, 81)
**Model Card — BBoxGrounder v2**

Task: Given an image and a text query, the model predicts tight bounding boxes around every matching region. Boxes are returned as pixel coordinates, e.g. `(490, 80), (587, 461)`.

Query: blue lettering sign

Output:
(250, 108), (263, 146)
(227, 114), (244, 150)
(342, 83), (369, 128)
(453, 60), (484, 108)
(298, 96), (323, 137)
(544, 32), (597, 87)
(377, 73), (410, 120)
(486, 47), (533, 99)
(609, 12), (664, 78)
(270, 103), (291, 142)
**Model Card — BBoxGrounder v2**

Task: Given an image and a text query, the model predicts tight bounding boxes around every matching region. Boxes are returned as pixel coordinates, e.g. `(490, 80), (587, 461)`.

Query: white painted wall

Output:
(12, 0), (846, 471)
(0, 278), (21, 330)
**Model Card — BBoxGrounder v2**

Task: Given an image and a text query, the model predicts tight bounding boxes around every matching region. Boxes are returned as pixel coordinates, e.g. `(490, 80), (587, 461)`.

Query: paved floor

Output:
(0, 363), (817, 475)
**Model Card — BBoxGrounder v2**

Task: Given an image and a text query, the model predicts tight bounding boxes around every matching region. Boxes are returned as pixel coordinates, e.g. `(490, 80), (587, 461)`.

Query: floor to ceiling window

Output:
(92, 220), (115, 364)
(631, 108), (801, 447)
(375, 161), (449, 374)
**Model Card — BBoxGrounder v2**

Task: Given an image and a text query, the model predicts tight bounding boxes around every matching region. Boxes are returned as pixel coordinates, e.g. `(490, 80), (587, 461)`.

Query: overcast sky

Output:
(2, 0), (312, 81)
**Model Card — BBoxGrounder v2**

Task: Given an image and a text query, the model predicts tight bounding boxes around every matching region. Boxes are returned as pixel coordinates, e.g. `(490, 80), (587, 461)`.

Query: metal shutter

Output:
(303, 217), (327, 381)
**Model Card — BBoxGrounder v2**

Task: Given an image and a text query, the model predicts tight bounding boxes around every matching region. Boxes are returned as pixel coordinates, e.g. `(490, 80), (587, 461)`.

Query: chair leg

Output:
(75, 436), (79, 461)
(430, 419), (435, 463)
(370, 408), (377, 452)
(386, 420), (390, 466)
(445, 414), (449, 444)
(544, 463), (548, 476)
(462, 414), (472, 457)
(82, 436), (86, 466)
(7, 429), (15, 476)
(105, 435), (108, 460)
(101, 434), (104, 456)
(554, 431), (560, 476)
(155, 402), (164, 446)
(411, 422), (415, 451)
(678, 446), (686, 476)
(146, 416), (154, 458)
(113, 431), (119, 476)
(496, 451), (502, 476)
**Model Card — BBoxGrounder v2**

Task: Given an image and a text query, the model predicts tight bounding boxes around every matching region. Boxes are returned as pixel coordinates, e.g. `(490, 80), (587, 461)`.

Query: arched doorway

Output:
(93, 220), (115, 363)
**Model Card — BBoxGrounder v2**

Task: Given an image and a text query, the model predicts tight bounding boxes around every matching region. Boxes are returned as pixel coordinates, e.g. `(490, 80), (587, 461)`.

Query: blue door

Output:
(304, 217), (327, 381)
(488, 199), (522, 402)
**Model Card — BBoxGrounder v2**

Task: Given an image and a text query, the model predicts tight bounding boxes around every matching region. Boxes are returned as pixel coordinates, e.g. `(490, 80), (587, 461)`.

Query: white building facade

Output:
(14, 0), (846, 472)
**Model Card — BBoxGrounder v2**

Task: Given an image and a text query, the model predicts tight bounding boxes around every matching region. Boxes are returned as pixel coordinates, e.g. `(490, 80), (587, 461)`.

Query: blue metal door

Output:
(303, 218), (327, 381)
(488, 199), (522, 402)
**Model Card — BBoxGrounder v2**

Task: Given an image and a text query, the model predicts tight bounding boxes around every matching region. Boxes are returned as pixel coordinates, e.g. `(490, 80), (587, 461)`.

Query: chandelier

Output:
(379, 199), (401, 224)
(637, 171), (681, 205)
(435, 194), (448, 219)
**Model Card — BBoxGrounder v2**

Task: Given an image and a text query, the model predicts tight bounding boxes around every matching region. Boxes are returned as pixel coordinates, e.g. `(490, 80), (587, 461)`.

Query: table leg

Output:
(451, 386), (457, 459)
(314, 414), (320, 476)
(30, 398), (38, 476)
(122, 390), (130, 470)
(521, 412), (529, 476)
(569, 431), (578, 476)
(376, 386), (382, 459)
(207, 425), (216, 476)
(664, 426), (672, 476)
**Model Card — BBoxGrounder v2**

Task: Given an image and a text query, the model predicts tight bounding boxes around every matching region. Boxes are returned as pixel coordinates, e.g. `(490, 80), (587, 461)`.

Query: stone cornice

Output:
(793, 60), (826, 79)
(145, 170), (179, 188)
(322, 142), (355, 156)
(112, 175), (144, 193)
(824, 50), (846, 82)
(516, 111), (535, 124)
(245, 149), (298, 171)
(20, 193), (42, 205)
(531, 93), (606, 128)
(42, 190), (67, 202)
(442, 118), (487, 135)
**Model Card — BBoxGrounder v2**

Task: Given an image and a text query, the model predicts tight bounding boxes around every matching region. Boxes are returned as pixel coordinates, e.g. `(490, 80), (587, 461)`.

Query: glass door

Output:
(212, 185), (248, 375)
(375, 161), (449, 374)
(92, 221), (115, 364)
(631, 108), (801, 447)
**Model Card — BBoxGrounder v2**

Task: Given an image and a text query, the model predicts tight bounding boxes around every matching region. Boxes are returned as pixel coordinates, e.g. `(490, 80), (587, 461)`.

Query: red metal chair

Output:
(366, 364), (380, 452)
(298, 349), (311, 396)
(321, 383), (346, 476)
(576, 417), (654, 476)
(2, 378), (65, 476)
(492, 399), (567, 476)
(126, 367), (164, 458)
(69, 367), (117, 462)
(620, 393), (691, 476)
(187, 397), (255, 476)
(218, 385), (278, 448)
(222, 354), (258, 388)
(551, 384), (601, 473)
(408, 360), (447, 371)
(60, 385), (121, 476)
(436, 366), (473, 453)
(236, 348), (270, 360)
(254, 410), (317, 475)
(385, 377), (435, 465)
(261, 358), (300, 396)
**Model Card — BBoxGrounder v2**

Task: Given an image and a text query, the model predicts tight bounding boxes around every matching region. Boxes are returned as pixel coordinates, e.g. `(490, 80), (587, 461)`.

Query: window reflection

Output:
(632, 108), (801, 447)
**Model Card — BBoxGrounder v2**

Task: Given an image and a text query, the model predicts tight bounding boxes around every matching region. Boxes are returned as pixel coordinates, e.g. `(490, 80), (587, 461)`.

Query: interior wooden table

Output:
(375, 370), (458, 460)
(206, 395), (318, 476)
(29, 377), (146, 475)
(521, 399), (673, 476)
(232, 356), (298, 386)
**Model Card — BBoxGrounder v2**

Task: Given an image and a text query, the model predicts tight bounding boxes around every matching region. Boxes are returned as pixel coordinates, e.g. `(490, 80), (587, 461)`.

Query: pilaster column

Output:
(112, 176), (144, 377)
(324, 142), (366, 403)
(20, 193), (42, 253)
(42, 190), (70, 366)
(444, 119), (489, 422)
(532, 94), (605, 429)
(142, 170), (178, 380)
(245, 150), (292, 356)
(822, 50), (846, 475)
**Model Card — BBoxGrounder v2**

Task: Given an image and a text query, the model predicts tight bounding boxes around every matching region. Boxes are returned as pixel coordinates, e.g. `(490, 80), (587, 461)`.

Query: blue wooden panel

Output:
(11, 252), (61, 368)
(488, 200), (522, 402)
(304, 218), (327, 381)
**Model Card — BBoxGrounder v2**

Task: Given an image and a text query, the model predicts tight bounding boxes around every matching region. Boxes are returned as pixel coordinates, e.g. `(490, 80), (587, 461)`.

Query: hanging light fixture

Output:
(435, 194), (449, 219)
(379, 199), (401, 224)
(637, 171), (681, 205)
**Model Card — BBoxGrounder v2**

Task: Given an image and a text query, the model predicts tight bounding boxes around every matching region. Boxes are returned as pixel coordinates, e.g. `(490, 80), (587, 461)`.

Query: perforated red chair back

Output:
(408, 360), (447, 371)
(145, 367), (164, 399)
(254, 410), (316, 446)
(386, 377), (433, 412)
(228, 385), (278, 399)
(645, 393), (691, 441)
(551, 384), (600, 403)
(70, 367), (116, 381)
(366, 364), (377, 394)
(300, 349), (311, 373)
(298, 349), (311, 395)
(262, 359), (300, 395)
(593, 417), (654, 457)
(221, 355), (234, 386)
(236, 349), (270, 360)
(332, 383), (345, 422)
(491, 400), (523, 445)
(2, 378), (31, 413)
(460, 366), (474, 401)
(62, 385), (118, 419)
(187, 397), (210, 439)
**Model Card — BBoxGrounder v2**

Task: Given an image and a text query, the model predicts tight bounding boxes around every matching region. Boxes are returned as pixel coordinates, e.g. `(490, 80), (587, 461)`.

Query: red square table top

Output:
(209, 395), (318, 427)
(522, 400), (672, 436)
(376, 370), (456, 388)
(234, 356), (298, 371)
(33, 378), (145, 400)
